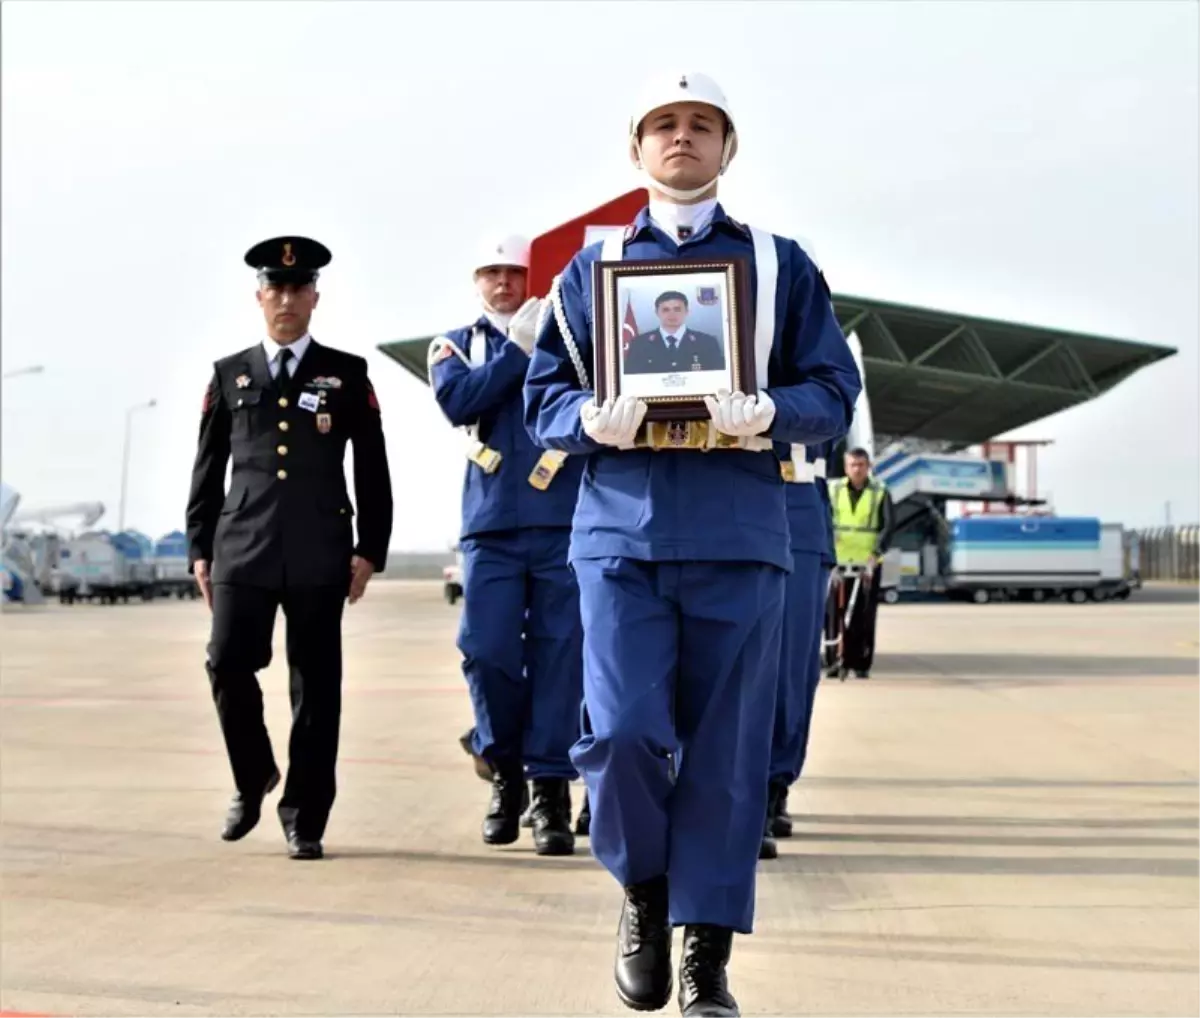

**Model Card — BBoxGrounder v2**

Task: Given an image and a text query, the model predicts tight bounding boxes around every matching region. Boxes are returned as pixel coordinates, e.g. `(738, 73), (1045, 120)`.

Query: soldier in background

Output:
(430, 235), (585, 856)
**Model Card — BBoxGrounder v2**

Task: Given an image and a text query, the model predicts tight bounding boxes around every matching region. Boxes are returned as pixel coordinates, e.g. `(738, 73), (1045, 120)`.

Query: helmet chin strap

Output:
(646, 175), (721, 202)
(633, 135), (734, 203)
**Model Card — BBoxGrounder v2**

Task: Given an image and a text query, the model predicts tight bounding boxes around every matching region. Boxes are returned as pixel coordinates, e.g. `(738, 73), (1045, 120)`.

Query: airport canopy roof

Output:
(377, 293), (1174, 447)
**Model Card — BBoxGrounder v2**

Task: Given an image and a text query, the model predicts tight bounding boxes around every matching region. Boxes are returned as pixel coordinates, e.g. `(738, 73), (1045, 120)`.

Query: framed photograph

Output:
(592, 257), (755, 421)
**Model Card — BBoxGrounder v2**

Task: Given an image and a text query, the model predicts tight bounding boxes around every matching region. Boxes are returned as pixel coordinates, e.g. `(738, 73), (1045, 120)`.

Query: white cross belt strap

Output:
(427, 331), (501, 472)
(469, 326), (487, 367)
(747, 226), (777, 393)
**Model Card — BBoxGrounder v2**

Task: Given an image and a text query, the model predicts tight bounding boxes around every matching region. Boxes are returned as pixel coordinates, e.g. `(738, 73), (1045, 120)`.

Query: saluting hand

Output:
(349, 555), (375, 605)
(193, 559), (213, 612)
(508, 297), (545, 356)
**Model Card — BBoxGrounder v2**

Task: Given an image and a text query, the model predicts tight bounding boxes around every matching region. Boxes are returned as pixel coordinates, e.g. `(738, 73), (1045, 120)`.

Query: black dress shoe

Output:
(770, 780), (793, 839)
(575, 789), (591, 837)
(529, 778), (574, 856)
(482, 762), (526, 845)
(221, 768), (280, 842)
(286, 830), (323, 860)
(615, 875), (672, 1011)
(855, 669), (870, 679)
(678, 925), (739, 1017)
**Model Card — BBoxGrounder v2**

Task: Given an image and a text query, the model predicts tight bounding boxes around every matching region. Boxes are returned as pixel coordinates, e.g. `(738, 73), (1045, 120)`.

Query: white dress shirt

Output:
(263, 333), (312, 379)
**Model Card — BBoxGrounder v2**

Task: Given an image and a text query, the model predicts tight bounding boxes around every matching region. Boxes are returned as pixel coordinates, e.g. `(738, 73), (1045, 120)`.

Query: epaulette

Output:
(725, 216), (751, 238)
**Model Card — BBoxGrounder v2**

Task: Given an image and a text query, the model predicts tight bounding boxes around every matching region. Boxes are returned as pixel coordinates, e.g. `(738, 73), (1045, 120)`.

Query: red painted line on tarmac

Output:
(0, 687), (461, 708)
(1, 1010), (54, 1016)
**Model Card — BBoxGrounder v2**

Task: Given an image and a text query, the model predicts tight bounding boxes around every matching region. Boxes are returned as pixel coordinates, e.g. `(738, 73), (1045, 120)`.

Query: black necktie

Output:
(275, 348), (294, 389)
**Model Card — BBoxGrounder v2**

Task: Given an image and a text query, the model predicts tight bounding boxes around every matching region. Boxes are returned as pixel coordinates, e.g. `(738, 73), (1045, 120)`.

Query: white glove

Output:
(580, 394), (647, 448)
(704, 388), (776, 437)
(508, 297), (543, 356)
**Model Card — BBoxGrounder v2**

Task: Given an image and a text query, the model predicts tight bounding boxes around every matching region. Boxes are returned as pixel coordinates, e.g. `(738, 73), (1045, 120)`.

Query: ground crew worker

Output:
(429, 235), (586, 857)
(762, 438), (836, 859)
(524, 72), (861, 1017)
(185, 236), (393, 861)
(828, 447), (894, 678)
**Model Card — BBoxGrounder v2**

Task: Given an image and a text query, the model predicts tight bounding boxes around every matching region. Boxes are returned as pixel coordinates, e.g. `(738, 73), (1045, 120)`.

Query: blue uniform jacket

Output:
(523, 206), (861, 573)
(777, 439), (837, 564)
(432, 317), (586, 540)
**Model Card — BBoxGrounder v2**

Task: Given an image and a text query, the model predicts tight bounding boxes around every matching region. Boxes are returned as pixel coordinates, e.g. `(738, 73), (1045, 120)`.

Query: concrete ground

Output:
(1, 581), (1197, 1017)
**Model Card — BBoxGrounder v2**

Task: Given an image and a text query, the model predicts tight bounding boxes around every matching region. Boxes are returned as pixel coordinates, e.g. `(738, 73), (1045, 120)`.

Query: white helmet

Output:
(629, 72), (738, 201)
(472, 234), (530, 275)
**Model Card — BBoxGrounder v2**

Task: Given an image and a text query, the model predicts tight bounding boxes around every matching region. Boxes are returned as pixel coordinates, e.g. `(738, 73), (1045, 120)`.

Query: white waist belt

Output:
(782, 447), (827, 484)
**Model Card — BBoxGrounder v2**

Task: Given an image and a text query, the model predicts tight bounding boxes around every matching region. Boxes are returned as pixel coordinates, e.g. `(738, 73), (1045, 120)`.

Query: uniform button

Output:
(277, 469), (288, 480)
(278, 397), (289, 408)
(277, 445), (288, 455)
(278, 421), (289, 432)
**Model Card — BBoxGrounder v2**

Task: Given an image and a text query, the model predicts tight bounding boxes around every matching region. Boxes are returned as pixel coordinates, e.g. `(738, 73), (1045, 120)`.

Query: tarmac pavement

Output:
(1, 581), (1196, 1016)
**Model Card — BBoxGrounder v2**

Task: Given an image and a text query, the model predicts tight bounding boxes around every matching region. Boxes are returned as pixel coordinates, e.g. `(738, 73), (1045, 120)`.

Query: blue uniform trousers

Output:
(570, 557), (785, 934)
(458, 527), (581, 779)
(769, 554), (830, 784)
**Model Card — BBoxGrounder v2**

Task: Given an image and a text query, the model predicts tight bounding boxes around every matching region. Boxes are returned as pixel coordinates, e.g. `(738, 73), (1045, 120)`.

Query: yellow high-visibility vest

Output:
(831, 478), (885, 565)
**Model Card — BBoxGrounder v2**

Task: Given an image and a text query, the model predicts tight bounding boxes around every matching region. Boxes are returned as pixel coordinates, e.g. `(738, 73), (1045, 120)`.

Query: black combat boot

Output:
(458, 727), (494, 782)
(615, 875), (672, 1011)
(530, 777), (575, 856)
(575, 787), (592, 836)
(481, 761), (526, 845)
(759, 782), (781, 860)
(770, 779), (793, 839)
(678, 925), (739, 1017)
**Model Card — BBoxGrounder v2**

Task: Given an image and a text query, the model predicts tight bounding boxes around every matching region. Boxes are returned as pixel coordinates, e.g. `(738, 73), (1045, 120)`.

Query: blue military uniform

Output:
(524, 205), (861, 935)
(762, 437), (836, 858)
(430, 316), (587, 854)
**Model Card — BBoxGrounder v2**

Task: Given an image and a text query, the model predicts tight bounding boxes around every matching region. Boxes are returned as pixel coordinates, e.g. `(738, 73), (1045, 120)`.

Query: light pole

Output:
(2, 365), (45, 381)
(119, 399), (157, 532)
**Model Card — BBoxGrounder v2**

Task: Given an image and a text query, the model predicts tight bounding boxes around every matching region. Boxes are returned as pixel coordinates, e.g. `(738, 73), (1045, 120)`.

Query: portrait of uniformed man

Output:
(623, 288), (726, 374)
(185, 235), (393, 860)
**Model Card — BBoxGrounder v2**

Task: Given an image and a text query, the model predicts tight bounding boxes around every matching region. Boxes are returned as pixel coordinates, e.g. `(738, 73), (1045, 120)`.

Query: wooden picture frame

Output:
(592, 257), (755, 421)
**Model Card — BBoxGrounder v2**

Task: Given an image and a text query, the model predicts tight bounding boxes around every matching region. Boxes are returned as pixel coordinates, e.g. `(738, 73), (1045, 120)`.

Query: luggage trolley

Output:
(822, 563), (872, 680)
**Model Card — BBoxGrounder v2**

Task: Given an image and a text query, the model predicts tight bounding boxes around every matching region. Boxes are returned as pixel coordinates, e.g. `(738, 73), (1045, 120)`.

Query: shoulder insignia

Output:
(367, 380), (380, 412)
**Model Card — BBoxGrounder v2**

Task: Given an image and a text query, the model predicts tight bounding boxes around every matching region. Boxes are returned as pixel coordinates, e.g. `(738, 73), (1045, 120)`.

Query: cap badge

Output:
(281, 242), (296, 267)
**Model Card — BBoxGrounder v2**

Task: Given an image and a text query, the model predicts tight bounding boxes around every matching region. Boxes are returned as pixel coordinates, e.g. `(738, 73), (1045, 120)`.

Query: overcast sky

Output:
(2, 0), (1197, 549)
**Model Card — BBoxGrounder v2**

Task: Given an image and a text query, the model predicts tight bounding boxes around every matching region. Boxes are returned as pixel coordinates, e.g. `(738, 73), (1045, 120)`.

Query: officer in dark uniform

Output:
(185, 236), (393, 860)
(623, 290), (726, 374)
